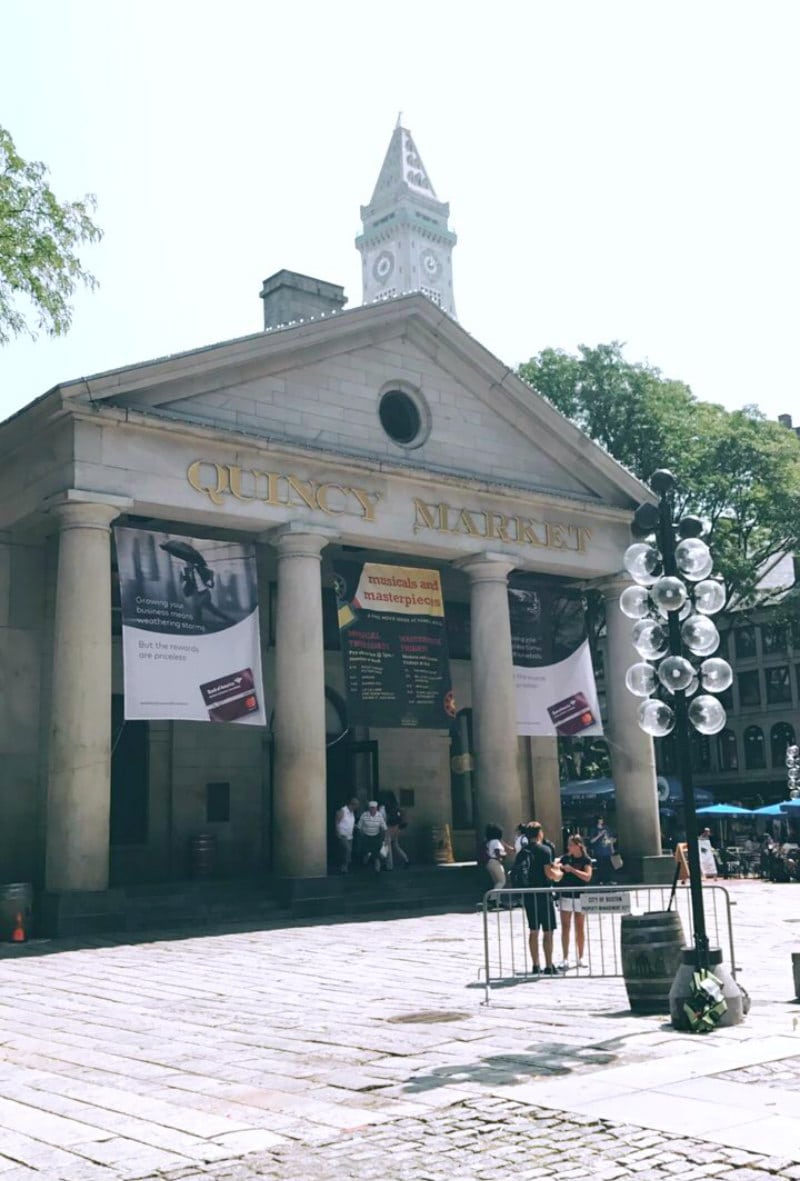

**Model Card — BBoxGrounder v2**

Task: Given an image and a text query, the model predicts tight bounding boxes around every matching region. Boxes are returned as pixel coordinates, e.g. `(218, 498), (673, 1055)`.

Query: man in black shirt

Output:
(518, 823), (563, 975)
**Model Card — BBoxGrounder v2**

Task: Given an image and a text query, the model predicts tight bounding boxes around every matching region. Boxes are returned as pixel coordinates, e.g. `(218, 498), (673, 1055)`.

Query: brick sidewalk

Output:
(0, 880), (797, 1178)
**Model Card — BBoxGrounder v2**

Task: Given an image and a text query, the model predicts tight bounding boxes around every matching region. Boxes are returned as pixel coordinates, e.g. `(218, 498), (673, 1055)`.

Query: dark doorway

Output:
(110, 695), (149, 846)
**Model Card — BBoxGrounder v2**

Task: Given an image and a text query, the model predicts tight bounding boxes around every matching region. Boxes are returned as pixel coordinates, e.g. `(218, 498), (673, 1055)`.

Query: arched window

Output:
(744, 725), (766, 770)
(771, 722), (796, 768)
(691, 732), (711, 773)
(718, 729), (738, 772)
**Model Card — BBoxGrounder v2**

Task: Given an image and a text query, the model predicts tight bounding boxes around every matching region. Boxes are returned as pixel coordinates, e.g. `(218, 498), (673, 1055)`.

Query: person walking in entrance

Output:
(557, 834), (593, 969)
(588, 816), (616, 884)
(334, 797), (360, 873)
(381, 792), (410, 870)
(357, 801), (387, 872)
(514, 823), (563, 975)
(483, 824), (514, 890)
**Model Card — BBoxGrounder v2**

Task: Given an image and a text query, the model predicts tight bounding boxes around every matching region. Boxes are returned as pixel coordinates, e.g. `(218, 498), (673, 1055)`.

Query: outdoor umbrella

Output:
(779, 799), (800, 813)
(752, 803), (788, 816)
(696, 804), (754, 817)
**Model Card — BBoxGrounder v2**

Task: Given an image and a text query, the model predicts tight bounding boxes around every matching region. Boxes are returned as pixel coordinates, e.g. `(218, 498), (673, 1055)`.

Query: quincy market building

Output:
(0, 126), (669, 927)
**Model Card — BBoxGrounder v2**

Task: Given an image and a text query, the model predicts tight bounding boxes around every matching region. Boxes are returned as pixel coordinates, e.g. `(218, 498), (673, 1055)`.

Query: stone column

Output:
(460, 554), (520, 844)
(46, 499), (122, 892)
(530, 736), (563, 849)
(602, 576), (663, 866)
(272, 526), (333, 879)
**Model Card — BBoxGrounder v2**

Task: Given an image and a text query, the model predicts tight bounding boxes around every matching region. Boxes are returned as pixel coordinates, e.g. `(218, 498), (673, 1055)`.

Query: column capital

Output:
(455, 551), (516, 584)
(47, 491), (132, 532)
(269, 521), (339, 560)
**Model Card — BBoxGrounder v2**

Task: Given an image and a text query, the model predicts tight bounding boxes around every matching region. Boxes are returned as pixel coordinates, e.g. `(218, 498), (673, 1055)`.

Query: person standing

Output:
(557, 834), (593, 969)
(357, 801), (387, 872)
(588, 816), (616, 884)
(334, 797), (360, 873)
(514, 823), (563, 975)
(698, 827), (718, 880)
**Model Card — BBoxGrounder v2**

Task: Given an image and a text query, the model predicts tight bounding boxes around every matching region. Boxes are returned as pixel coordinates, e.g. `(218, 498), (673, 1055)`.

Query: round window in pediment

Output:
(378, 388), (429, 448)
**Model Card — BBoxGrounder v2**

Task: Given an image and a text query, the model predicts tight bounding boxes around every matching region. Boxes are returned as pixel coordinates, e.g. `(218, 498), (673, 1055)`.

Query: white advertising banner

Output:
(115, 527), (266, 724)
(509, 577), (603, 738)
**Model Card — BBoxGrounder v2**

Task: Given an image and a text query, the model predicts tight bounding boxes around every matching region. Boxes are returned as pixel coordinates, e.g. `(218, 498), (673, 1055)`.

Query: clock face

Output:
(420, 249), (442, 280)
(372, 250), (395, 284)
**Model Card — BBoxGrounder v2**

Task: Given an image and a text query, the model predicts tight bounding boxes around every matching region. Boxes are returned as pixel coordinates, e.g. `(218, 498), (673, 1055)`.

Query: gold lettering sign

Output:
(187, 461), (382, 522)
(412, 497), (592, 553)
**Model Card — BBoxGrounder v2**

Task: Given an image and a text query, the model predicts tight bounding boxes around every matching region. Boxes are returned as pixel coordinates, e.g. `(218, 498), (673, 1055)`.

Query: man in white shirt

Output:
(358, 800), (387, 872)
(335, 797), (360, 873)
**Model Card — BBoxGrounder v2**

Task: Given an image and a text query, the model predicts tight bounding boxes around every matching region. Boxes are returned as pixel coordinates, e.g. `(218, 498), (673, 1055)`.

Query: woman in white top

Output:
(484, 824), (514, 888)
(698, 828), (718, 879)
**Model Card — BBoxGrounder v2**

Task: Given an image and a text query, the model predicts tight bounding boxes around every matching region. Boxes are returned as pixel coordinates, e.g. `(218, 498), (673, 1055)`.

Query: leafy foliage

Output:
(0, 125), (102, 344)
(520, 343), (800, 612)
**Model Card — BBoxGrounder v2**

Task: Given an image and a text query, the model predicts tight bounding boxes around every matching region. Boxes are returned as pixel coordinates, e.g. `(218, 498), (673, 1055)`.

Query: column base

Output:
(668, 947), (746, 1030)
(41, 890), (126, 938)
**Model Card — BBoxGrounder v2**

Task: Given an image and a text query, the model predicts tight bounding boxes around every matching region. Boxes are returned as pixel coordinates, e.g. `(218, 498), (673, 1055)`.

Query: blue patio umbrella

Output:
(752, 803), (788, 816)
(779, 799), (800, 813)
(696, 803), (754, 817)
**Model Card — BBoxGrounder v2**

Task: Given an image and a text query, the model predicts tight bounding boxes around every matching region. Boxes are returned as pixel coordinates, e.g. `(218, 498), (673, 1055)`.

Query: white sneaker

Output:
(576, 959), (588, 969)
(558, 960), (570, 971)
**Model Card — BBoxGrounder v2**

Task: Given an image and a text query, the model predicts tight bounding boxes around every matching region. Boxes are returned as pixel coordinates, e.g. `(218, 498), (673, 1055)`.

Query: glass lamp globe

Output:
(686, 675), (699, 697)
(693, 579), (726, 616)
(688, 694), (727, 735)
(631, 619), (669, 660)
(620, 585), (651, 619)
(700, 657), (733, 693)
(675, 538), (713, 581)
(625, 662), (658, 696)
(623, 543), (661, 586)
(637, 699), (675, 737)
(657, 655), (695, 692)
(681, 614), (719, 656)
(650, 576), (688, 613)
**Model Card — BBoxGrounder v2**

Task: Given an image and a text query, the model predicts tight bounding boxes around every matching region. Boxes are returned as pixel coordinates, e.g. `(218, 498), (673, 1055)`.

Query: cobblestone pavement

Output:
(149, 1098), (800, 1181)
(0, 880), (798, 1178)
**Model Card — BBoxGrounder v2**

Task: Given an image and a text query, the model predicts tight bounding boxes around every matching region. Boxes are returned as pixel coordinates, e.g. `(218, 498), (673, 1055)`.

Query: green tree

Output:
(520, 343), (800, 612)
(0, 125), (102, 345)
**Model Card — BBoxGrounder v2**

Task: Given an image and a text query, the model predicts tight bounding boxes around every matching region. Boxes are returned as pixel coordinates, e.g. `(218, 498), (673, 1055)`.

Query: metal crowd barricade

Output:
(479, 882), (736, 1004)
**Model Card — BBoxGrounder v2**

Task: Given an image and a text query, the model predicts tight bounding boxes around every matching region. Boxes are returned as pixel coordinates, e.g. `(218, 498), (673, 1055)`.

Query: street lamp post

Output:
(621, 470), (744, 1028)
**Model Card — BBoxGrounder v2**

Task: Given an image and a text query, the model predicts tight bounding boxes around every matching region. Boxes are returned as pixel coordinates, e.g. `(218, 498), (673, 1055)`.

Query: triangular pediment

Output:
(60, 296), (648, 510)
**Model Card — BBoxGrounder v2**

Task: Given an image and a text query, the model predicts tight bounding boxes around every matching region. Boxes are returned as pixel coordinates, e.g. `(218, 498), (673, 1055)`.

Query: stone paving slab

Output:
(0, 880), (798, 1177)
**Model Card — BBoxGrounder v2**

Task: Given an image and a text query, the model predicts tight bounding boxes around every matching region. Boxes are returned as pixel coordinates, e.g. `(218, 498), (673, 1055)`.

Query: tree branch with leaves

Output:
(0, 125), (102, 345)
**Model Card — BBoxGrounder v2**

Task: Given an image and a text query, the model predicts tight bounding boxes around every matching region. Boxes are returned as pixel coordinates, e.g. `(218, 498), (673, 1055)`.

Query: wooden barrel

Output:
(621, 910), (686, 1014)
(430, 824), (454, 865)
(0, 882), (34, 942)
(189, 834), (217, 879)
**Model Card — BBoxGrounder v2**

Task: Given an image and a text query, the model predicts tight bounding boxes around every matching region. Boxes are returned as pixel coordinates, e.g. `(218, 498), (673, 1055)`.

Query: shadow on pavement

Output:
(401, 1039), (622, 1091)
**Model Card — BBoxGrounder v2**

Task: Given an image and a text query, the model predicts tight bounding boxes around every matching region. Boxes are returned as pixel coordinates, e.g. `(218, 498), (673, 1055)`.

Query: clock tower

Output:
(356, 121), (457, 317)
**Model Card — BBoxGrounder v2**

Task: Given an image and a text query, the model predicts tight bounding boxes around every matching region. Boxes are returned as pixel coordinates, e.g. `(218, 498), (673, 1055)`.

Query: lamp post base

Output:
(668, 947), (746, 1030)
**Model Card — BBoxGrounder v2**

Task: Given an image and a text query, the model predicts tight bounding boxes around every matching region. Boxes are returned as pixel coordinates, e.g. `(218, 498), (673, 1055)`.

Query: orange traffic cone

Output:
(11, 913), (26, 943)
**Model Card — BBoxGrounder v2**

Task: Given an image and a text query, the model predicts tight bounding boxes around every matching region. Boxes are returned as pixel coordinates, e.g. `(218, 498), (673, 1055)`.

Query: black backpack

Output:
(508, 847), (531, 889)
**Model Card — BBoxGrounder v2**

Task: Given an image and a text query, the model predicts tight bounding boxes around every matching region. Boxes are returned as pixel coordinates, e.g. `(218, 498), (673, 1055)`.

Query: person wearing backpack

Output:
(513, 823), (563, 976)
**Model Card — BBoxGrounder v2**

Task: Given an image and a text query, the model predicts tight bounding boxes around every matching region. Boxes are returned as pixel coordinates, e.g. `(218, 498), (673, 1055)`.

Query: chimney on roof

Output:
(777, 413), (800, 440)
(260, 270), (347, 330)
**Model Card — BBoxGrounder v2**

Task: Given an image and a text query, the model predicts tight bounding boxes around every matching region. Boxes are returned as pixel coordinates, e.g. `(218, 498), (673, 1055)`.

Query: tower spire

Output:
(356, 122), (457, 317)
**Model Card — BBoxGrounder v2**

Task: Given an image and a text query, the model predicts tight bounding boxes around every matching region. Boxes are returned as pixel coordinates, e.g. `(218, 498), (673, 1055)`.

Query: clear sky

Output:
(1, 1), (798, 424)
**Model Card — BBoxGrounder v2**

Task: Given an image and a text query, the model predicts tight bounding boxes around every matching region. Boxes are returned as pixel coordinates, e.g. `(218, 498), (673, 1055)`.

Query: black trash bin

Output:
(189, 834), (217, 879)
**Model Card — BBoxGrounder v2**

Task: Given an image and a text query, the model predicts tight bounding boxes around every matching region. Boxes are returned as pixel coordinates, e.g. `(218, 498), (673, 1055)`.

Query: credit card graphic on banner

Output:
(335, 562), (455, 728)
(114, 527), (266, 724)
(508, 575), (603, 738)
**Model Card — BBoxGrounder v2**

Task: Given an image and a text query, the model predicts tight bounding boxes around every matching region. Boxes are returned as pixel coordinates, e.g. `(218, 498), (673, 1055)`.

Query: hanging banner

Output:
(114, 527), (266, 724)
(335, 562), (455, 728)
(509, 576), (603, 738)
